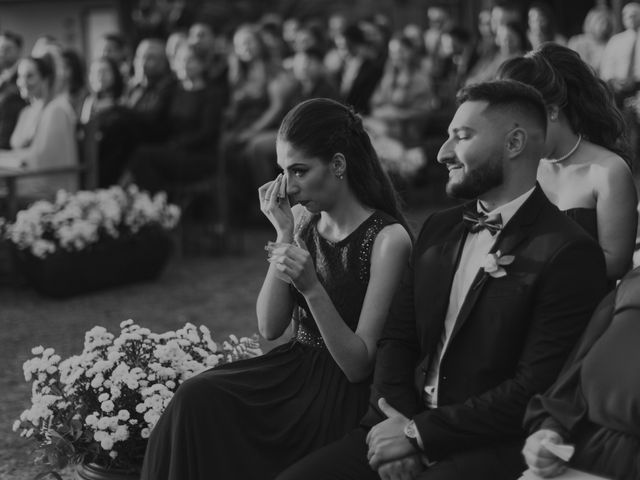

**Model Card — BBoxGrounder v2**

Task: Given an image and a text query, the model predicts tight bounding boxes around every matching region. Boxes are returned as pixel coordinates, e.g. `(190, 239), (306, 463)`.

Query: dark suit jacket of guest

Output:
(124, 74), (176, 142)
(341, 57), (383, 115)
(0, 69), (26, 149)
(363, 184), (607, 461)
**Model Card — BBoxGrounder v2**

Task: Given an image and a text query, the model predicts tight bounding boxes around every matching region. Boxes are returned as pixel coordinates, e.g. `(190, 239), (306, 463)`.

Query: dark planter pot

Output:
(15, 226), (174, 298)
(75, 462), (139, 480)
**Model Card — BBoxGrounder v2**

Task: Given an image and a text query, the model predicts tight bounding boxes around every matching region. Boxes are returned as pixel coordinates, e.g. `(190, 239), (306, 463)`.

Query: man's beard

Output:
(446, 157), (503, 199)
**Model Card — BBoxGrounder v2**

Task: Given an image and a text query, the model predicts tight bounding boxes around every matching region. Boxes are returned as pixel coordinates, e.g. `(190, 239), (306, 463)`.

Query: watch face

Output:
(404, 421), (417, 438)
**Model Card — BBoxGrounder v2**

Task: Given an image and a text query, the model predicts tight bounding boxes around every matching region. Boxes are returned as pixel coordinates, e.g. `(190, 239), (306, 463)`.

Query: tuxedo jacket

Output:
(340, 57), (384, 115)
(364, 185), (607, 461)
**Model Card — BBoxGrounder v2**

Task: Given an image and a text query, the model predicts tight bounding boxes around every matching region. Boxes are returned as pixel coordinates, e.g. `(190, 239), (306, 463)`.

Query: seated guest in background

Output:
(291, 47), (338, 101)
(332, 22), (384, 114)
(0, 31), (26, 149)
(522, 266), (640, 479)
(79, 56), (128, 187)
(187, 21), (228, 93)
(141, 98), (412, 480)
(465, 20), (529, 85)
(277, 80), (607, 480)
(526, 2), (566, 50)
(599, 2), (640, 107)
(498, 43), (638, 282)
(365, 33), (434, 180)
(567, 6), (613, 73)
(97, 32), (131, 83)
(124, 37), (175, 144)
(60, 48), (87, 115)
(128, 43), (224, 193)
(243, 46), (339, 197)
(223, 23), (299, 218)
(223, 23), (279, 139)
(0, 54), (78, 199)
(106, 37), (174, 184)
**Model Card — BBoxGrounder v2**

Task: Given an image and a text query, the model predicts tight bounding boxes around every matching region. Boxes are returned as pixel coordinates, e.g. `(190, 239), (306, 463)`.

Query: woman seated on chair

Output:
(127, 43), (225, 194)
(522, 266), (640, 479)
(140, 98), (413, 480)
(0, 53), (78, 201)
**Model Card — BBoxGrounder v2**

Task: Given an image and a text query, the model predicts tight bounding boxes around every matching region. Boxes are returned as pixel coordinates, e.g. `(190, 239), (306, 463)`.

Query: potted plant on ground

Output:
(13, 320), (262, 479)
(3, 185), (181, 297)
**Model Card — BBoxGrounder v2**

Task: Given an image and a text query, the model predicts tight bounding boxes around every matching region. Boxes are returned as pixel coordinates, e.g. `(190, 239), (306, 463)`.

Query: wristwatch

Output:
(404, 420), (422, 451)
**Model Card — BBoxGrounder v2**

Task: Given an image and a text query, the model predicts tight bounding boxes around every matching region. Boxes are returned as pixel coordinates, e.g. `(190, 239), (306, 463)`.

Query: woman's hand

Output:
(522, 429), (567, 478)
(258, 173), (293, 242)
(265, 235), (319, 294)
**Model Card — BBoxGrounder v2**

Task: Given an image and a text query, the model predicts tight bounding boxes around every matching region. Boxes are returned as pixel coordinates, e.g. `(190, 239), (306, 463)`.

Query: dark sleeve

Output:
(170, 86), (224, 150)
(414, 240), (607, 460)
(360, 216), (434, 427)
(524, 289), (617, 437)
(131, 80), (175, 142)
(0, 94), (25, 149)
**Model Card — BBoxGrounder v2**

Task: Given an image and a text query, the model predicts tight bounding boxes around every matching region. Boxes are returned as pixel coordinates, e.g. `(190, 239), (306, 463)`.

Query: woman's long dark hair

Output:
(496, 43), (632, 166)
(277, 98), (411, 234)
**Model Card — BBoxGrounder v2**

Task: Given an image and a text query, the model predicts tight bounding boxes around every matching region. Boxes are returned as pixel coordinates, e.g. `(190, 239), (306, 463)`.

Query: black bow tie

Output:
(462, 210), (503, 235)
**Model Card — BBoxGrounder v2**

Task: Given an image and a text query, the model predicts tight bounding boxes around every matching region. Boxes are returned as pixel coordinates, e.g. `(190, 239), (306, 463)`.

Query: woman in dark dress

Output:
(128, 43), (224, 193)
(140, 98), (413, 480)
(522, 266), (640, 479)
(497, 43), (638, 282)
(79, 56), (128, 187)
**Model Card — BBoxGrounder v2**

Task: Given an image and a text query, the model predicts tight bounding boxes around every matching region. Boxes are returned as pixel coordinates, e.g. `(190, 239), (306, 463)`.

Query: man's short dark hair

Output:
(457, 79), (547, 134)
(0, 30), (23, 49)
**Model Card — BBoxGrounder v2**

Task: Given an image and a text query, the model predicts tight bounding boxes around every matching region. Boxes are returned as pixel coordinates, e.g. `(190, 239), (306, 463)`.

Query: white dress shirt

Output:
(600, 28), (640, 82)
(423, 187), (535, 408)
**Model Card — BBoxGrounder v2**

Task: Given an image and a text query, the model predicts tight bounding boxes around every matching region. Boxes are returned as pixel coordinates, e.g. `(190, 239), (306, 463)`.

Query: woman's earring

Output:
(336, 173), (344, 180)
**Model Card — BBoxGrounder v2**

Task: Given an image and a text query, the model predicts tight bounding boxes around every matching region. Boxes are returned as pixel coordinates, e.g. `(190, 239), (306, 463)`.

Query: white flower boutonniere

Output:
(481, 250), (515, 278)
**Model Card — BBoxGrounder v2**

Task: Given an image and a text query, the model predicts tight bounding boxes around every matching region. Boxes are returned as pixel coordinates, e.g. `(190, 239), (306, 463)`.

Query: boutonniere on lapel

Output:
(474, 251), (515, 290)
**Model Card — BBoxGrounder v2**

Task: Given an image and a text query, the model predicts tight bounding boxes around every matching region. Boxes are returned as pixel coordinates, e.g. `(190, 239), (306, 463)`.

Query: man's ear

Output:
(331, 153), (347, 178)
(505, 127), (527, 158)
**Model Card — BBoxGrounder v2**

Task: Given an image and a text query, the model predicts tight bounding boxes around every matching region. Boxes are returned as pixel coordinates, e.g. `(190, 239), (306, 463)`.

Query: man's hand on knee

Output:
(366, 398), (416, 469)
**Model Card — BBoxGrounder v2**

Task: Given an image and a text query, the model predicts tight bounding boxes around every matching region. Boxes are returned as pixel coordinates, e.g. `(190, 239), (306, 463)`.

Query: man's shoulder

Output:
(415, 203), (467, 237)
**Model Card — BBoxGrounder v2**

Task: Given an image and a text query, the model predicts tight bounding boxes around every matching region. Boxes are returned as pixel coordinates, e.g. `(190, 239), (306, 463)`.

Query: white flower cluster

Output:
(4, 185), (181, 259)
(14, 320), (262, 471)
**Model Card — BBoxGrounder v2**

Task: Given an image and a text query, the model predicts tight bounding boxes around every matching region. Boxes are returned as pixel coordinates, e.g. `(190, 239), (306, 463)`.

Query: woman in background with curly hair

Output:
(497, 43), (637, 282)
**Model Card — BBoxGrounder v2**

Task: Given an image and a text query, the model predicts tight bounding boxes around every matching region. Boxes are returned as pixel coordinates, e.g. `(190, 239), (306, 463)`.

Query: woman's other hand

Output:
(259, 173), (294, 242)
(522, 429), (567, 478)
(265, 235), (318, 294)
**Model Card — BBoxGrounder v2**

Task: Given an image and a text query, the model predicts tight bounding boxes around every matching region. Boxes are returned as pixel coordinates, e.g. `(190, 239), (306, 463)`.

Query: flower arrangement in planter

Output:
(13, 320), (262, 477)
(3, 185), (181, 297)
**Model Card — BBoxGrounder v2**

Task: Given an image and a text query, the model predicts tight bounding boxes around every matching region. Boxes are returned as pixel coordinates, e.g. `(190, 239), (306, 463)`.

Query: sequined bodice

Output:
(292, 211), (397, 347)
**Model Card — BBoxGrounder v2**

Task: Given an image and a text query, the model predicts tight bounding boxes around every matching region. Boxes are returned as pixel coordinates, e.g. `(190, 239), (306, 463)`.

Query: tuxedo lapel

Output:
(449, 185), (545, 341)
(421, 211), (468, 356)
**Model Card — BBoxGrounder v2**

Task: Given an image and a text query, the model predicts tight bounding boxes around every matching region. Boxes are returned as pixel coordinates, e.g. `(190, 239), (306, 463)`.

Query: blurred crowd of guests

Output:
(0, 0), (637, 218)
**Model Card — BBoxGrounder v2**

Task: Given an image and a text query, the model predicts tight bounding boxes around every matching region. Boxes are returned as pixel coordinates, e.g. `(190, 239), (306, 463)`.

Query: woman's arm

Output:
(281, 223), (412, 382)
(593, 159), (638, 280)
(255, 177), (301, 340)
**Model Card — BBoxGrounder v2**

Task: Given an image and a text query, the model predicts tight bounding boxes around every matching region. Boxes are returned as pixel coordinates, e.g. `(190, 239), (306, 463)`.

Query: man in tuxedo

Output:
(277, 80), (607, 480)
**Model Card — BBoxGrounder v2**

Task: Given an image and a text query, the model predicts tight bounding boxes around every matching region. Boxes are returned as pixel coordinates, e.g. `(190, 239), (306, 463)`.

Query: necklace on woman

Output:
(543, 135), (582, 164)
